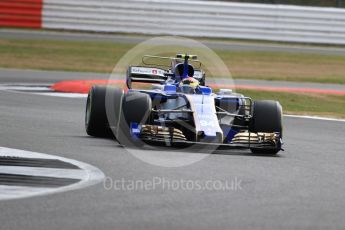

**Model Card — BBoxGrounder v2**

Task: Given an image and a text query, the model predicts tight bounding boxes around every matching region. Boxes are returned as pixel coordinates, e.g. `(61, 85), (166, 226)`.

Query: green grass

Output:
(1, 38), (345, 84)
(236, 89), (345, 118)
(217, 50), (345, 84)
(1, 37), (343, 118)
(0, 39), (134, 73)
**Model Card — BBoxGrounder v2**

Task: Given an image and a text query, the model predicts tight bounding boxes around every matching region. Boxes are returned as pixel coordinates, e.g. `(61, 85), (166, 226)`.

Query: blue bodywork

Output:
(127, 54), (245, 144)
(120, 54), (283, 153)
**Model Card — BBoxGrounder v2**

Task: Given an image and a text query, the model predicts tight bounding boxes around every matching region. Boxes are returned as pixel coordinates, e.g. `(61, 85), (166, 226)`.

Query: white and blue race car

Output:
(85, 54), (283, 155)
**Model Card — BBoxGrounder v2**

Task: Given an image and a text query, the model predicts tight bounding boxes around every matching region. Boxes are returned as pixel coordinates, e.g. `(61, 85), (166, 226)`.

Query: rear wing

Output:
(126, 66), (167, 89)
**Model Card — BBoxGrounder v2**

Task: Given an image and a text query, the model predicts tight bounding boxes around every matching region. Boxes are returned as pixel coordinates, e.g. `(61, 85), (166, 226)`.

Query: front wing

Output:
(130, 124), (282, 150)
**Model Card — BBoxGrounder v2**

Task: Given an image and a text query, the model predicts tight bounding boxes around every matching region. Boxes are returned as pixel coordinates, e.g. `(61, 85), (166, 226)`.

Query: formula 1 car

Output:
(85, 54), (283, 154)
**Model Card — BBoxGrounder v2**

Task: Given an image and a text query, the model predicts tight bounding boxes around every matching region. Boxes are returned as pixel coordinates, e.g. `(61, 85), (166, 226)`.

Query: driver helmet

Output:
(180, 77), (199, 89)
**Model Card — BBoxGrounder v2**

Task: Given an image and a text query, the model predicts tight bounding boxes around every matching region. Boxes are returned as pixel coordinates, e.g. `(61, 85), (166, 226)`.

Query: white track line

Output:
(284, 114), (345, 122)
(0, 147), (104, 201)
(0, 185), (57, 200)
(0, 166), (86, 179)
(0, 86), (51, 91)
(33, 92), (87, 98)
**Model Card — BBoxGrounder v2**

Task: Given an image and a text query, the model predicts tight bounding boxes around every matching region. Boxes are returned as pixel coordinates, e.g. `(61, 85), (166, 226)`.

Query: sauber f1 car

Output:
(85, 54), (283, 155)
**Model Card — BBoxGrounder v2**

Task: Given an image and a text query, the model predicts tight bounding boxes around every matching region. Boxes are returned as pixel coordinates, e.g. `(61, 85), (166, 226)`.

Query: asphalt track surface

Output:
(1, 70), (345, 230)
(3, 29), (345, 56)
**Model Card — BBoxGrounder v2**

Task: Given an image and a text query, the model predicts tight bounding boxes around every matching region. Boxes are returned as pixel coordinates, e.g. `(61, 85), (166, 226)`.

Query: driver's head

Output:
(180, 77), (199, 89)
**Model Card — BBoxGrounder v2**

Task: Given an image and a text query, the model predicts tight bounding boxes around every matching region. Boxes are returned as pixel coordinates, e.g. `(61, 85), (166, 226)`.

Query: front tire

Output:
(249, 100), (283, 155)
(116, 92), (152, 146)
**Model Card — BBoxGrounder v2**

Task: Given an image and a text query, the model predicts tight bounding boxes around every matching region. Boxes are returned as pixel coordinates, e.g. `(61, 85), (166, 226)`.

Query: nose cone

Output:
(185, 94), (224, 143)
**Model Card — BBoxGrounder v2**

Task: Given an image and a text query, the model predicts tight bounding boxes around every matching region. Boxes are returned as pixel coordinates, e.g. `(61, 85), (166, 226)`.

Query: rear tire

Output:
(249, 100), (283, 155)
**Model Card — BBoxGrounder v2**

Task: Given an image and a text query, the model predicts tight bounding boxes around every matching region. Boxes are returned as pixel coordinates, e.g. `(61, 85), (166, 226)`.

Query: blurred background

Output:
(213, 0), (344, 8)
(0, 0), (344, 118)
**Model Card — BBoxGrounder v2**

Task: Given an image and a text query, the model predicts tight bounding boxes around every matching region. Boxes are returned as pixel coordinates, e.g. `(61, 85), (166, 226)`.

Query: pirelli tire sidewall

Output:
(249, 100), (283, 155)
(249, 100), (283, 134)
(105, 86), (125, 139)
(116, 92), (152, 146)
(85, 85), (113, 137)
